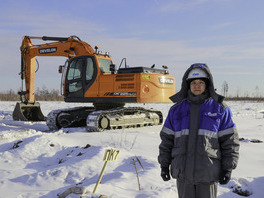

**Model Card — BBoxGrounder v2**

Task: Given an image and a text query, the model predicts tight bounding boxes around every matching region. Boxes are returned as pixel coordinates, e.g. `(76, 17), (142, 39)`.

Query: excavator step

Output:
(12, 102), (46, 121)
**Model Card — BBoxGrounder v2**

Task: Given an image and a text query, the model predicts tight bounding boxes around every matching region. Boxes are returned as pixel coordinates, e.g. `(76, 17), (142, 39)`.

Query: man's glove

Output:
(219, 170), (232, 185)
(161, 166), (170, 181)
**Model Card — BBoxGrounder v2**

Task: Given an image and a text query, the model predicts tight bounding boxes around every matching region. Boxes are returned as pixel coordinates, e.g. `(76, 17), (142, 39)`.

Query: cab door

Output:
(64, 56), (97, 101)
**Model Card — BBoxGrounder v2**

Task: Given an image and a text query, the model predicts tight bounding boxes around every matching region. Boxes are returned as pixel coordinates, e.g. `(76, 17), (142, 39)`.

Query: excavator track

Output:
(46, 106), (163, 132)
(86, 107), (163, 132)
(46, 107), (95, 131)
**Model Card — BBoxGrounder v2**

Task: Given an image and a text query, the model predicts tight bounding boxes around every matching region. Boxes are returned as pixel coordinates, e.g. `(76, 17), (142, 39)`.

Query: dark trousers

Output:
(177, 180), (218, 198)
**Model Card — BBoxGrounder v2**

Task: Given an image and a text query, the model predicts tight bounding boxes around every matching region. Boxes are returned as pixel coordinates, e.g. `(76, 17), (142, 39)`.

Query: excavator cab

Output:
(64, 56), (97, 99)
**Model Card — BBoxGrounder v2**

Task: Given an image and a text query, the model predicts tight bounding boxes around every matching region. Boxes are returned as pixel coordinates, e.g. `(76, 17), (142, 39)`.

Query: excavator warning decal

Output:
(142, 74), (150, 80)
(39, 47), (57, 54)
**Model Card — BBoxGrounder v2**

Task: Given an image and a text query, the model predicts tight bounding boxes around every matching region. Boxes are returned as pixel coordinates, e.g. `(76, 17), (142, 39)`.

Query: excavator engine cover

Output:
(13, 102), (46, 121)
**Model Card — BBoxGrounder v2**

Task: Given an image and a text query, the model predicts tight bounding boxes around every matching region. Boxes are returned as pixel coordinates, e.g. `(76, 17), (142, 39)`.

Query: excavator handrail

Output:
(27, 36), (69, 41)
(26, 35), (82, 42)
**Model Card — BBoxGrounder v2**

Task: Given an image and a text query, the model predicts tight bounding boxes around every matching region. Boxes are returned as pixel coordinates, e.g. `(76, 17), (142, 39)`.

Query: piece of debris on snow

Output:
(250, 139), (263, 143)
(258, 109), (264, 118)
(57, 186), (108, 198)
(12, 140), (23, 149)
(229, 178), (253, 197)
(233, 186), (253, 197)
(83, 144), (91, 149)
(239, 137), (263, 143)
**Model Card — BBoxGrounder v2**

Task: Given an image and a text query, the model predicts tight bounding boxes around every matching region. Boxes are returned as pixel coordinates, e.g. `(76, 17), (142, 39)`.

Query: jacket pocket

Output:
(171, 146), (186, 179)
(196, 143), (221, 182)
(199, 135), (221, 159)
(206, 146), (221, 159)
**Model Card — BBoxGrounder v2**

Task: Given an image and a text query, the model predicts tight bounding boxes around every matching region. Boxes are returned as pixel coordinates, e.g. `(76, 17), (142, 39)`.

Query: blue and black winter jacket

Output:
(158, 63), (239, 184)
(158, 98), (239, 183)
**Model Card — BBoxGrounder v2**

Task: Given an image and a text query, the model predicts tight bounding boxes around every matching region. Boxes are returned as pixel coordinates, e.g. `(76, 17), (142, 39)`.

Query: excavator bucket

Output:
(13, 102), (46, 121)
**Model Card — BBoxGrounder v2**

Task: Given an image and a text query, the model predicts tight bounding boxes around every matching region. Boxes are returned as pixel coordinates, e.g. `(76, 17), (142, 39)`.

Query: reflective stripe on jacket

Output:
(158, 98), (239, 184)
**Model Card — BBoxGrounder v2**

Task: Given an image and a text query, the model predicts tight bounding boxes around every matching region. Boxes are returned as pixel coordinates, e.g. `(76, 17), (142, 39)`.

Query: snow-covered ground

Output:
(0, 101), (263, 198)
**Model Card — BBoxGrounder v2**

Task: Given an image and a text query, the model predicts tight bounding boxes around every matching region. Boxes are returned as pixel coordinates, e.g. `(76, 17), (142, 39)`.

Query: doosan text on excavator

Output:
(13, 35), (175, 131)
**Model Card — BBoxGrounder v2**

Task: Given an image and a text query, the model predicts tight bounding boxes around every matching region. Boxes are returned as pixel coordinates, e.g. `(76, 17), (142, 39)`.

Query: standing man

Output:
(158, 63), (239, 198)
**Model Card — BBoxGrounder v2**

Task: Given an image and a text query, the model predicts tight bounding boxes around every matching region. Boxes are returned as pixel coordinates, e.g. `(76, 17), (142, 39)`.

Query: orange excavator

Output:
(13, 35), (175, 131)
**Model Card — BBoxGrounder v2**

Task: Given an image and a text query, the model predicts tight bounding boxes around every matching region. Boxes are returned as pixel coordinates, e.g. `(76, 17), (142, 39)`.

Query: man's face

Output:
(190, 79), (206, 95)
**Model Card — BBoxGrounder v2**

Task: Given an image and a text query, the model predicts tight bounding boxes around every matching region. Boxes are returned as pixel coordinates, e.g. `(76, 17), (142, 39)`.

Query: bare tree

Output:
(35, 86), (63, 101)
(236, 87), (240, 98)
(221, 81), (229, 97)
(255, 86), (260, 98)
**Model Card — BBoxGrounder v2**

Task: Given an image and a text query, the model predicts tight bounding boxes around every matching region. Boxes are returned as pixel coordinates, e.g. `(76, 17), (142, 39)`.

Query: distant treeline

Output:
(0, 89), (264, 101)
(225, 97), (264, 101)
(0, 88), (64, 101)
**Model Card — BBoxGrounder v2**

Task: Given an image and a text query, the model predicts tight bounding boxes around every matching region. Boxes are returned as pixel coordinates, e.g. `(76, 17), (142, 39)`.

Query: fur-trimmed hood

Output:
(169, 63), (224, 104)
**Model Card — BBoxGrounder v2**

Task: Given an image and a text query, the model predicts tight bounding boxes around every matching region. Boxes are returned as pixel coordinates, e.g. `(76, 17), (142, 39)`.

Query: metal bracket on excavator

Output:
(12, 102), (46, 121)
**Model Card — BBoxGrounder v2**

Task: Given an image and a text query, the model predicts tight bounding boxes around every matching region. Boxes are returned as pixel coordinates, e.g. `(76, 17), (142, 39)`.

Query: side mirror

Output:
(58, 65), (64, 73)
(110, 64), (116, 74)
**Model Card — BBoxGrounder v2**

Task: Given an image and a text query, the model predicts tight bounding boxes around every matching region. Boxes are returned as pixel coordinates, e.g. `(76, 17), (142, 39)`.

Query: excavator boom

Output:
(14, 35), (95, 121)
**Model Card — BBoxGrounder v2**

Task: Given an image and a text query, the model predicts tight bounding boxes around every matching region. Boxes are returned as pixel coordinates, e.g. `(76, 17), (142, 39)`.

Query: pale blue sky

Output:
(1, 0), (264, 96)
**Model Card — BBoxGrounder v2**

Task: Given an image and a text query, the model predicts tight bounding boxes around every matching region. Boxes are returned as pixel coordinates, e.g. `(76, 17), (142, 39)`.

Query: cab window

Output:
(98, 58), (112, 73)
(86, 57), (94, 80)
(67, 59), (83, 80)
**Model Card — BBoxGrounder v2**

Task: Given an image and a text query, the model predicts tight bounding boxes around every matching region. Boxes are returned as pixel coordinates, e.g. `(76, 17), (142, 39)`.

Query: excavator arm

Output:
(14, 36), (96, 121)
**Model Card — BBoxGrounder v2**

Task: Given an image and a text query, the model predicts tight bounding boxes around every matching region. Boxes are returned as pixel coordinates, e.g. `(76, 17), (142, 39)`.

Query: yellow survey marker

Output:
(93, 149), (120, 193)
